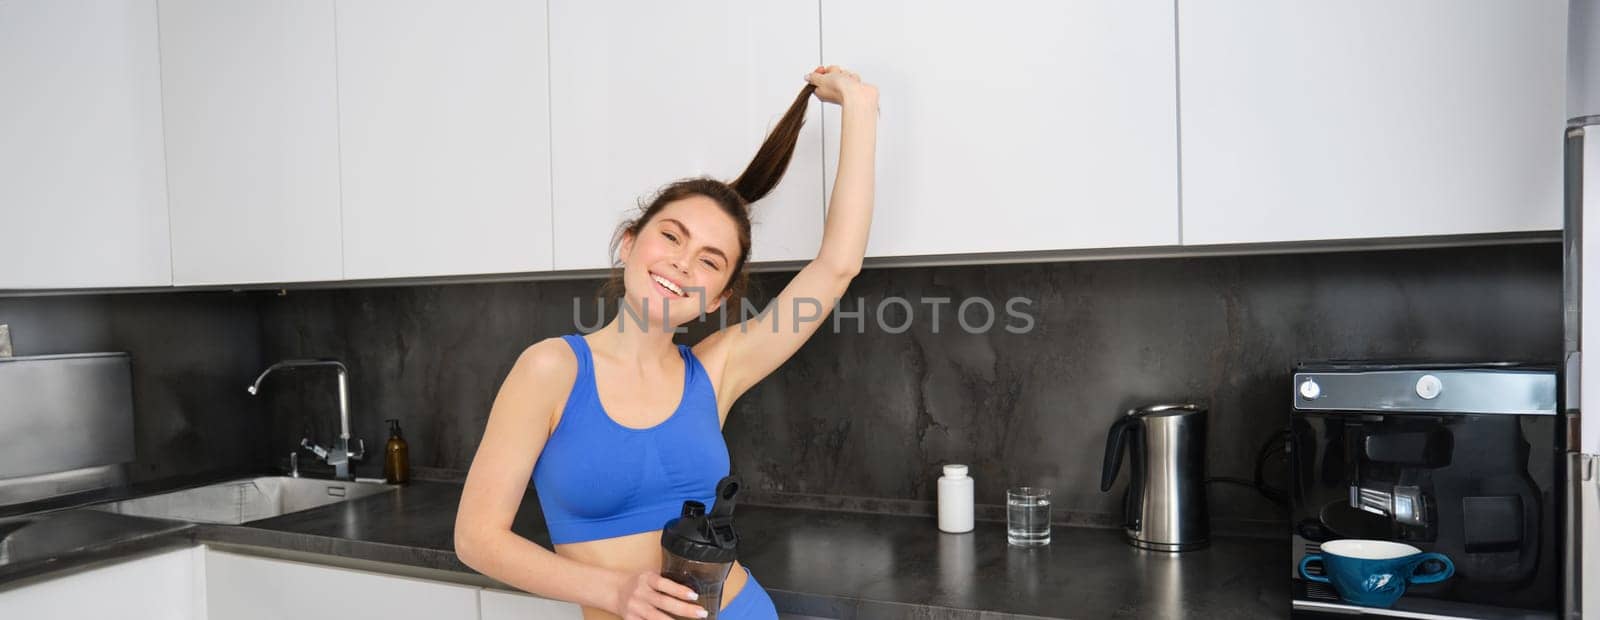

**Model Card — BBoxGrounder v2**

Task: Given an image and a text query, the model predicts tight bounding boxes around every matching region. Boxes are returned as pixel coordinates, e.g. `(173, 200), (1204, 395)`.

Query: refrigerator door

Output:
(1581, 455), (1598, 618)
(1573, 0), (1600, 453)
(1574, 119), (1600, 613)
(1567, 117), (1600, 620)
(1579, 120), (1600, 455)
(1568, 114), (1600, 620)
(1567, 3), (1600, 615)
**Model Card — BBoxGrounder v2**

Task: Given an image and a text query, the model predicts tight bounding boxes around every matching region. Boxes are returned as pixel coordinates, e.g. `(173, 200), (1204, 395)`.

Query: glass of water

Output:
(1007, 486), (1052, 547)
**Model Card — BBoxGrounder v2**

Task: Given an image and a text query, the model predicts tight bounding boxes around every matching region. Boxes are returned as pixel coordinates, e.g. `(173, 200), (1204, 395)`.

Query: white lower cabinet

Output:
(480, 587), (584, 619)
(205, 548), (479, 619)
(1, 546), (584, 619)
(205, 547), (581, 619)
(0, 547), (203, 620)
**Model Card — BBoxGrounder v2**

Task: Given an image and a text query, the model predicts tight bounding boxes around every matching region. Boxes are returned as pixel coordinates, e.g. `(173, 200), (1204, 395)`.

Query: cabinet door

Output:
(821, 0), (1180, 257)
(1178, 0), (1566, 245)
(0, 0), (170, 289)
(160, 0), (343, 285)
(337, 0), (553, 280)
(0, 547), (201, 620)
(205, 549), (478, 620)
(549, 0), (825, 270)
(480, 587), (584, 620)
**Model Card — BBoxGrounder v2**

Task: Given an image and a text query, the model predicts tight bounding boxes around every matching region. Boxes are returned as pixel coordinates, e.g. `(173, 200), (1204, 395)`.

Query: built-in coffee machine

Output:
(1289, 362), (1562, 619)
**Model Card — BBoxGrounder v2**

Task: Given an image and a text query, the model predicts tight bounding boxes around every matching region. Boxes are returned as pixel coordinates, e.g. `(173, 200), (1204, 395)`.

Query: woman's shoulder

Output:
(511, 336), (581, 386)
(481, 338), (583, 439)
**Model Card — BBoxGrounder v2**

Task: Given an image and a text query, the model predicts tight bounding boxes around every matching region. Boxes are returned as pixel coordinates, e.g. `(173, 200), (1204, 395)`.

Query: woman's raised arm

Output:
(707, 66), (878, 401)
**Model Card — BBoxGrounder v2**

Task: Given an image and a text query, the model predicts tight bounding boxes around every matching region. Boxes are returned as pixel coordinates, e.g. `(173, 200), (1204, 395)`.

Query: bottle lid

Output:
(661, 476), (741, 564)
(387, 418), (403, 439)
(943, 464), (968, 478)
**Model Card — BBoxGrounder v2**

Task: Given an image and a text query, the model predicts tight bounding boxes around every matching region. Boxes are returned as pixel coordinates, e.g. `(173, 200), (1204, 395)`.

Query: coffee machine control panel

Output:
(1291, 367), (1555, 415)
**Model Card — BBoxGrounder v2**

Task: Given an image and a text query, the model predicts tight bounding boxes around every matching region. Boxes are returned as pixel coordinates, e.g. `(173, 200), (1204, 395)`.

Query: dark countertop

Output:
(739, 508), (1287, 619)
(0, 479), (1288, 618)
(193, 479), (553, 573)
(0, 510), (194, 586)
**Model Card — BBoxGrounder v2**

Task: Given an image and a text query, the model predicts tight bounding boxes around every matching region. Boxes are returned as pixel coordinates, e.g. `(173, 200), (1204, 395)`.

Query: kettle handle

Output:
(1100, 415), (1135, 492)
(1125, 427), (1146, 531)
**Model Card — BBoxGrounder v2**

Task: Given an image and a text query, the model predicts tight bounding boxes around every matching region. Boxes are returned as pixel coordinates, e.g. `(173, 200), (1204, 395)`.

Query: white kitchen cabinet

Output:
(1178, 0), (1566, 245)
(160, 0), (343, 286)
(0, 0), (171, 289)
(205, 548), (478, 620)
(0, 547), (203, 619)
(336, 0), (554, 280)
(480, 587), (584, 619)
(549, 0), (825, 270)
(821, 0), (1180, 258)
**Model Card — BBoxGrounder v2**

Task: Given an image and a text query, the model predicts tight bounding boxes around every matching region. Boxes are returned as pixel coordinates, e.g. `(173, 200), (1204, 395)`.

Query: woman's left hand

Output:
(805, 65), (877, 107)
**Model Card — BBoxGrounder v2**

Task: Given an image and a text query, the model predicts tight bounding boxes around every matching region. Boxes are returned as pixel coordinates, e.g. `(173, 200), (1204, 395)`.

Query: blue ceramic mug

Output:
(1299, 539), (1454, 608)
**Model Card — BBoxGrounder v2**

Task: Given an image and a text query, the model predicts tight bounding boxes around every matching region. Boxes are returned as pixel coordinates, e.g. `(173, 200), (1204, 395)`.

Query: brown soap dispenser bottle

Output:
(383, 418), (409, 484)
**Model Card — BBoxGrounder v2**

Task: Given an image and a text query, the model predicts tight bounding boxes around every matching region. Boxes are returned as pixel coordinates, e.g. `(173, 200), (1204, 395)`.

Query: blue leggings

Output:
(717, 568), (777, 619)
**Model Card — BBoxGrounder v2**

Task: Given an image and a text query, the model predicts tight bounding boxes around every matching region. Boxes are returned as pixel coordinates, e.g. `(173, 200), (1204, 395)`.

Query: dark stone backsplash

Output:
(0, 291), (266, 483)
(2, 242), (1561, 525)
(253, 278), (602, 475)
(720, 244), (1561, 523)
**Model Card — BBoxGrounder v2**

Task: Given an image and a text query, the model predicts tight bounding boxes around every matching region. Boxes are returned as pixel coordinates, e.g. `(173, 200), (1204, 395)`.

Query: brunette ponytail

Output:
(604, 84), (817, 308)
(729, 84), (817, 203)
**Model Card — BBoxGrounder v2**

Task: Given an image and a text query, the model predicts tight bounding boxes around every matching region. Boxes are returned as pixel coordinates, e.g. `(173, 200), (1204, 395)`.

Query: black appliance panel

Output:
(1289, 365), (1561, 616)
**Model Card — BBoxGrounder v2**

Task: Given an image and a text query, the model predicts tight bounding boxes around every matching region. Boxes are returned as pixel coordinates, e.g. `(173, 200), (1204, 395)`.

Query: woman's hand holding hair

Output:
(611, 570), (707, 620)
(805, 65), (877, 108)
(704, 65), (877, 401)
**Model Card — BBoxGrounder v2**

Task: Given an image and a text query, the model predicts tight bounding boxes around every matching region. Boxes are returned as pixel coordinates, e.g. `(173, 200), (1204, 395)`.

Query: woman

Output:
(455, 66), (877, 620)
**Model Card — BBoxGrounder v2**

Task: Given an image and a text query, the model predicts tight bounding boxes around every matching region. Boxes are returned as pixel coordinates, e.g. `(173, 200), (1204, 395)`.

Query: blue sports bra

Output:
(531, 334), (730, 545)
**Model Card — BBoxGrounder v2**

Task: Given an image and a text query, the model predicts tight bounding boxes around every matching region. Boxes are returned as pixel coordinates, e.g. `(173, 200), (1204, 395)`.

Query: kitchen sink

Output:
(92, 476), (395, 525)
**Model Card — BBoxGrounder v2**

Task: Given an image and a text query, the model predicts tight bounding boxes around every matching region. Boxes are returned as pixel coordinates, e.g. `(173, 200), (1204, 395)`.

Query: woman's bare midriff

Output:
(556, 530), (747, 619)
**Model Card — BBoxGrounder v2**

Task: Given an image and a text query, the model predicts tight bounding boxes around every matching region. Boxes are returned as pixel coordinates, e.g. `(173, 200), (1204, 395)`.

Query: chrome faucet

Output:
(248, 359), (365, 480)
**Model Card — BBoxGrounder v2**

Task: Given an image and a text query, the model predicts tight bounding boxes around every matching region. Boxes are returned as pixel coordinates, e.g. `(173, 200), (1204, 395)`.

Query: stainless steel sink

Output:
(92, 476), (395, 525)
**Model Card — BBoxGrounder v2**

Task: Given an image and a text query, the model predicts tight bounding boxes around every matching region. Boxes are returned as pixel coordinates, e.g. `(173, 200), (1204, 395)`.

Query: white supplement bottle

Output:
(937, 464), (974, 533)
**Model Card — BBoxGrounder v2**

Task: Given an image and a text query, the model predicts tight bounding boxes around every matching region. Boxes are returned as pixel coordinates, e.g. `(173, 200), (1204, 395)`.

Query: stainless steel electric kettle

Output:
(1099, 403), (1209, 551)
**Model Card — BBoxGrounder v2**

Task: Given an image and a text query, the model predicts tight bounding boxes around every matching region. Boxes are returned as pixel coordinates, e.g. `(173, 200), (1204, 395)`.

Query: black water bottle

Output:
(660, 476), (741, 619)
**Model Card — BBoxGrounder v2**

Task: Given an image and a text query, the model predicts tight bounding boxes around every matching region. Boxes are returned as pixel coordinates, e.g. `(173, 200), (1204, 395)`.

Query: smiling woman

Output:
(454, 66), (878, 620)
(604, 178), (765, 330)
